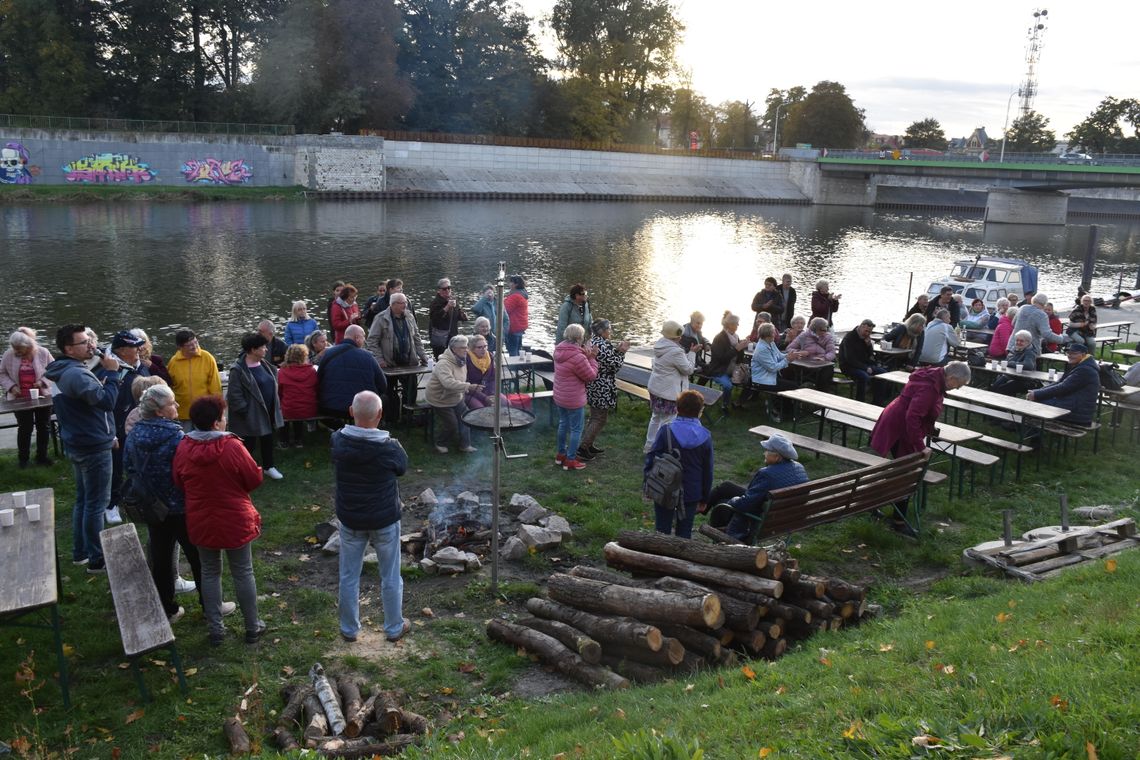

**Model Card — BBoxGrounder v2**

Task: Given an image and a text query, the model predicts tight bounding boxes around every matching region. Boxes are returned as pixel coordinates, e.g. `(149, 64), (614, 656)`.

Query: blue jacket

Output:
(43, 357), (118, 453)
(112, 361), (150, 439)
(316, 340), (388, 415)
(751, 340), (788, 386)
(644, 416), (714, 505)
(1033, 355), (1100, 426)
(331, 426), (408, 531)
(728, 459), (809, 517)
(284, 318), (318, 346)
(124, 417), (186, 513)
(471, 295), (509, 335)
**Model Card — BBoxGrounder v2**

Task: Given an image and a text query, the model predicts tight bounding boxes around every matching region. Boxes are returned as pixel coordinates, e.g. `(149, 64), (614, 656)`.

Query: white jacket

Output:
(647, 337), (694, 400)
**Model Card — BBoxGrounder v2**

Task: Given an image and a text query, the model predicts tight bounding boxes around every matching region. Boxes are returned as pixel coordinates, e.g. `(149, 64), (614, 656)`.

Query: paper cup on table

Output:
(11, 492), (26, 509)
(881, 340), (892, 349)
(29, 388), (40, 400)
(25, 504), (40, 522)
(1049, 368), (1056, 380)
(1015, 363), (1024, 374)
(0, 509), (14, 527)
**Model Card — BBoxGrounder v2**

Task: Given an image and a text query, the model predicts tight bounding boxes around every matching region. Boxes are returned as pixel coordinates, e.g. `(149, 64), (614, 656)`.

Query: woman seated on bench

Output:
(990, 330), (1039, 396)
(746, 323), (798, 419)
(704, 434), (808, 542)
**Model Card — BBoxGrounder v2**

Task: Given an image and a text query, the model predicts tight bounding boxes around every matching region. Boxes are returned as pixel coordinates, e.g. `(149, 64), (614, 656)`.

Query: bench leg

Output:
(51, 603), (71, 709)
(130, 658), (151, 703)
(168, 644), (190, 696)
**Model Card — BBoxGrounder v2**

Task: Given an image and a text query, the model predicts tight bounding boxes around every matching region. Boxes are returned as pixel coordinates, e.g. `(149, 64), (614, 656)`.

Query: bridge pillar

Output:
(814, 174), (877, 207)
(985, 188), (1068, 225)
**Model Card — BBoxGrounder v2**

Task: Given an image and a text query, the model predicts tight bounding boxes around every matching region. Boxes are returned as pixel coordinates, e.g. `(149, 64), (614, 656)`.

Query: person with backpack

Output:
(705, 434), (807, 542)
(643, 390), (713, 539)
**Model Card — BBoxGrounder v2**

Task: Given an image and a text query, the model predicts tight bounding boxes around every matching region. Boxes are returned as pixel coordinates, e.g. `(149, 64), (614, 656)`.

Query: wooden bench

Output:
(1093, 335), (1120, 357)
(711, 450), (932, 542)
(1111, 348), (1140, 363)
(1042, 420), (1101, 456)
(101, 523), (190, 702)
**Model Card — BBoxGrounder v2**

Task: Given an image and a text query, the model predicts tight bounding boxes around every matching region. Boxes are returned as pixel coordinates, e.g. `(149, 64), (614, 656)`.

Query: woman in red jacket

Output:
(330, 284), (361, 344)
(173, 396), (266, 646)
(277, 344), (318, 447)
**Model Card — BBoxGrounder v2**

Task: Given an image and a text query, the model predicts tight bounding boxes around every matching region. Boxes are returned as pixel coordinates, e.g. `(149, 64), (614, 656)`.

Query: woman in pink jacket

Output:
(552, 323), (598, 471)
(987, 305), (1018, 359)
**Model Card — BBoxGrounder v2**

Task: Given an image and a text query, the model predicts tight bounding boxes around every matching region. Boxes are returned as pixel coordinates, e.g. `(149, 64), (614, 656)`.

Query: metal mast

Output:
(1018, 8), (1048, 117)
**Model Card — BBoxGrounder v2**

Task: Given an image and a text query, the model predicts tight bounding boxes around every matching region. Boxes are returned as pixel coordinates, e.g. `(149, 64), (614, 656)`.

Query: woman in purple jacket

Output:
(552, 323), (598, 471)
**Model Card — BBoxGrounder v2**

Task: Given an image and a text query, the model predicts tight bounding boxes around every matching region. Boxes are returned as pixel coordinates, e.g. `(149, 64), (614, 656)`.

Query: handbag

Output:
(1098, 363), (1126, 391)
(643, 426), (685, 517)
(429, 326), (451, 351)
(731, 362), (750, 385)
(120, 449), (170, 524)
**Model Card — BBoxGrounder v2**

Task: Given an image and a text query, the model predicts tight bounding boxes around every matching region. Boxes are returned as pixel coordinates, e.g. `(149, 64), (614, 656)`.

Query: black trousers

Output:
(147, 513), (203, 616)
(243, 433), (275, 469)
(14, 406), (51, 463)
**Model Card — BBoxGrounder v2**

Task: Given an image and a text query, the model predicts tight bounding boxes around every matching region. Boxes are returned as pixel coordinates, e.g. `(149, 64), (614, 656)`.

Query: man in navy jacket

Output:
(1028, 342), (1100, 427)
(317, 325), (387, 422)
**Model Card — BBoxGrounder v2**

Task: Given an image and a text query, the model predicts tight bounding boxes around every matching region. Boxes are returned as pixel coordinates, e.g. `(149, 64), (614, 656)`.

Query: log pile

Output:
(486, 531), (871, 685)
(270, 663), (428, 757)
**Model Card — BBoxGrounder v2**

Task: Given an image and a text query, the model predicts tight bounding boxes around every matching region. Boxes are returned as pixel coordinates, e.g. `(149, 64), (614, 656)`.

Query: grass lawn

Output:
(1, 364), (1138, 758)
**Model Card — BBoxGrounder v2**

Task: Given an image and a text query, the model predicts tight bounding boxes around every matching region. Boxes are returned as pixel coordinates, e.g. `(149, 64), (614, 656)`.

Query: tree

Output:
(761, 87), (806, 149)
(780, 81), (864, 149)
(1067, 96), (1140, 154)
(668, 88), (714, 149)
(1002, 110), (1056, 153)
(713, 100), (759, 151)
(0, 0), (101, 116)
(903, 118), (948, 150)
(550, 0), (682, 141)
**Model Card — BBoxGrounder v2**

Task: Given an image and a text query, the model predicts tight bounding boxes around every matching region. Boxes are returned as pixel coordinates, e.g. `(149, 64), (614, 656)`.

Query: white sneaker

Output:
(168, 606), (185, 624)
(174, 576), (197, 594)
(459, 445), (478, 453)
(434, 445), (449, 454)
(220, 601), (237, 617)
(263, 467), (284, 480)
(105, 505), (123, 525)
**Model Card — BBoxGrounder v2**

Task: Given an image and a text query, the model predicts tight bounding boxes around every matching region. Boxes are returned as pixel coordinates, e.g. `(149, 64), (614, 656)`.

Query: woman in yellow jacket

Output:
(168, 329), (222, 425)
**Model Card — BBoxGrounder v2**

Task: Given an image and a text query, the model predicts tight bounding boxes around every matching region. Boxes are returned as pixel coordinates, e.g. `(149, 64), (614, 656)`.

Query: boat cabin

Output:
(927, 257), (1039, 306)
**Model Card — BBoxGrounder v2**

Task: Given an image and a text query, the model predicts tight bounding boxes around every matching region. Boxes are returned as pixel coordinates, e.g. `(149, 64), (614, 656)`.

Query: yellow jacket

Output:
(167, 348), (222, 420)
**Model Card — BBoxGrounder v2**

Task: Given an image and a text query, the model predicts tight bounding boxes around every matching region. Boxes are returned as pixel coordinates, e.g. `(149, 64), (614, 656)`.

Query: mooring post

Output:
(1002, 510), (1013, 547)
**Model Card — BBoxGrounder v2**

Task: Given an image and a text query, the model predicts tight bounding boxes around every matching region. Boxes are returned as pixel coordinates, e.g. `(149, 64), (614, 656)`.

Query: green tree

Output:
(761, 86), (806, 149)
(903, 117), (948, 150)
(0, 0), (101, 116)
(668, 88), (714, 149)
(1067, 96), (1140, 154)
(534, 76), (622, 142)
(1003, 110), (1056, 153)
(550, 0), (682, 141)
(713, 100), (759, 150)
(781, 81), (864, 149)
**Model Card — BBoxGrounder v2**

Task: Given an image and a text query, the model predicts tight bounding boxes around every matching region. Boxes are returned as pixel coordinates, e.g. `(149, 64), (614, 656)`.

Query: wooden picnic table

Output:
(973, 361), (1053, 383)
(778, 386), (981, 445)
(874, 343), (912, 358)
(1111, 348), (1140, 363)
(0, 394), (54, 415)
(0, 488), (69, 707)
(874, 370), (1069, 421)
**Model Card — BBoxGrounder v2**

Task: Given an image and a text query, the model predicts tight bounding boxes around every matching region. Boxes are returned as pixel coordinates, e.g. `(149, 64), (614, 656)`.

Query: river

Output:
(1, 201), (1137, 354)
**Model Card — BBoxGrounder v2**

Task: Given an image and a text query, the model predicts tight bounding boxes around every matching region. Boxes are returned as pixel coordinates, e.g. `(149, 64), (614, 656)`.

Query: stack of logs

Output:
(265, 663), (429, 758)
(487, 530), (869, 687)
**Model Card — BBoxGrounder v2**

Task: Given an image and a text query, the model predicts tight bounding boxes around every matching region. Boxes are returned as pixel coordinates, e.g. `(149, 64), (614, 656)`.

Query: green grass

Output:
(0, 184), (305, 203)
(2, 375), (1138, 757)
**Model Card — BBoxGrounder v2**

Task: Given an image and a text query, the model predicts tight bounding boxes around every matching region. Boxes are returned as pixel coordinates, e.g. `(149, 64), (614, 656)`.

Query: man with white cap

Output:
(705, 434), (808, 541)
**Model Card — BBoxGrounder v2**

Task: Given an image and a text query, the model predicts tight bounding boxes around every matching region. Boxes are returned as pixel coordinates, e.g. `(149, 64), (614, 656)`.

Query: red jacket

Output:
(504, 290), (529, 332)
(278, 364), (319, 420)
(330, 301), (360, 344)
(870, 366), (945, 457)
(173, 433), (263, 549)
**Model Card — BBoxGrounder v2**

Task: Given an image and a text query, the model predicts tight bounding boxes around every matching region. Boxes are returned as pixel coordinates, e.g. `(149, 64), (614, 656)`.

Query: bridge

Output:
(814, 157), (1140, 224)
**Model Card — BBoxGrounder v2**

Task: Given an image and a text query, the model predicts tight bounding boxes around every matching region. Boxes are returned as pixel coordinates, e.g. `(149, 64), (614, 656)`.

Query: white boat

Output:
(926, 257), (1039, 307)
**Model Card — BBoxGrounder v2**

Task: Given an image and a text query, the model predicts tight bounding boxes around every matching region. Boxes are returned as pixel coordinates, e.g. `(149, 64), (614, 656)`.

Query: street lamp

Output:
(999, 88), (1019, 163)
(772, 101), (790, 156)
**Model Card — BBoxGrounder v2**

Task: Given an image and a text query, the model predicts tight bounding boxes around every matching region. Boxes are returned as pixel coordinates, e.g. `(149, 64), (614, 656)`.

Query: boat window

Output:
(1008, 272), (1021, 284)
(986, 270), (1001, 281)
(927, 284), (942, 295)
(968, 267), (987, 280)
(964, 287), (985, 300)
(952, 264), (969, 277)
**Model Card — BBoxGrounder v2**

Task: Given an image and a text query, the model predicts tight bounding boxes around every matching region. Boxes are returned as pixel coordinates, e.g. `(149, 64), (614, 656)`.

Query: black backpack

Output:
(1098, 362), (1126, 391)
(643, 426), (685, 513)
(120, 449), (170, 525)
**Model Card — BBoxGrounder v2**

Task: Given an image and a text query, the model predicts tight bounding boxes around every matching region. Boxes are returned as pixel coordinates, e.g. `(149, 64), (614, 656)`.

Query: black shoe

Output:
(245, 621), (268, 644)
(209, 632), (225, 647)
(888, 519), (919, 539)
(587, 444), (604, 454)
(576, 448), (596, 461)
(18, 460), (29, 469)
(35, 457), (54, 467)
(86, 561), (106, 574)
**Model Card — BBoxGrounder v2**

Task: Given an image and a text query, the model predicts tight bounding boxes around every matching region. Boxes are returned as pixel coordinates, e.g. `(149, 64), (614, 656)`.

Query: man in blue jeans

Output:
(44, 324), (121, 573)
(331, 391), (410, 643)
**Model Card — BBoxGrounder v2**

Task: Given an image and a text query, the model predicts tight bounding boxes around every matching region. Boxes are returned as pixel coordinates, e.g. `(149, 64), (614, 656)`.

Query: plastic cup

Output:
(11, 492), (26, 509)
(0, 509), (14, 527)
(1015, 363), (1024, 374)
(25, 504), (40, 522)
(881, 340), (892, 349)
(28, 388), (40, 401)
(1049, 368), (1056, 381)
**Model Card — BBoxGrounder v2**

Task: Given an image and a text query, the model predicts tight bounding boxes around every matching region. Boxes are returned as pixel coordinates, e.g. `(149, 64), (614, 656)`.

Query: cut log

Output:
(677, 649), (707, 674)
(732, 628), (767, 655)
(824, 577), (867, 602)
(278, 682), (312, 729)
(396, 709), (429, 735)
(518, 617), (602, 664)
(761, 557), (785, 580)
(837, 601), (858, 620)
(796, 598), (835, 620)
(614, 530), (768, 573)
(547, 573), (721, 629)
(654, 623), (722, 661)
(316, 734), (420, 758)
(344, 694), (376, 739)
(717, 650), (739, 668)
(526, 598), (663, 652)
(698, 523), (742, 545)
(603, 637), (685, 667)
(223, 717), (251, 754)
(302, 694), (329, 747)
(648, 577), (759, 631)
(376, 691), (402, 735)
(710, 627), (734, 646)
(600, 655), (668, 684)
(486, 619), (629, 690)
(762, 620), (783, 640)
(567, 565), (640, 585)
(761, 637), (787, 659)
(337, 679), (362, 731)
(310, 663), (347, 736)
(696, 583), (775, 616)
(603, 542), (783, 598)
(271, 725), (300, 752)
(786, 575), (826, 599)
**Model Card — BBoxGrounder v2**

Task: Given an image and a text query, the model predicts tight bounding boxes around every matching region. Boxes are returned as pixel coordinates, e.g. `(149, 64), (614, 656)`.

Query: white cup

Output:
(25, 504), (40, 522)
(748, 342), (757, 352)
(11, 492), (26, 509)
(991, 360), (999, 371)
(0, 509), (14, 527)
(1015, 363), (1024, 374)
(1048, 368), (1056, 380)
(28, 388), (40, 401)
(881, 340), (892, 349)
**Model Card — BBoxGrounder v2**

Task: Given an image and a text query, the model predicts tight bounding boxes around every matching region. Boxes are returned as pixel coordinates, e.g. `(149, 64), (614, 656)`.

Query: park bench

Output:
(101, 523), (190, 702)
(709, 450), (932, 543)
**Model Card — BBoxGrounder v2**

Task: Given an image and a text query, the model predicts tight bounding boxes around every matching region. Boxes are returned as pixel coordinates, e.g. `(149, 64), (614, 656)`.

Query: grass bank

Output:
(0, 185), (305, 204)
(1, 363), (1138, 757)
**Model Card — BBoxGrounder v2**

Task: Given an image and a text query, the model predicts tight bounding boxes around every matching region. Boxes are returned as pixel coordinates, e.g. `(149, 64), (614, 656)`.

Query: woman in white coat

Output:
(644, 320), (697, 452)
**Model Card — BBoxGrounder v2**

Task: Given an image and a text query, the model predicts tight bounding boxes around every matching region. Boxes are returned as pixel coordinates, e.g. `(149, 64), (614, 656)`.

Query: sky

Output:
(514, 0), (1138, 141)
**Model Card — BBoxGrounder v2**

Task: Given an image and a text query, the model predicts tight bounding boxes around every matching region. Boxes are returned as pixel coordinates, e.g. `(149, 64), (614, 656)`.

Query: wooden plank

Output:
(101, 523), (174, 656)
(0, 488), (56, 615)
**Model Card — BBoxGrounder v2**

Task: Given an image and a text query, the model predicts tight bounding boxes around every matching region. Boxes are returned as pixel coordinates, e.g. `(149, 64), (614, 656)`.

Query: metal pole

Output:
(905, 272), (914, 315)
(999, 89), (1018, 164)
(490, 261), (507, 596)
(772, 101), (789, 156)
(1059, 494), (1069, 532)
(1002, 510), (1013, 546)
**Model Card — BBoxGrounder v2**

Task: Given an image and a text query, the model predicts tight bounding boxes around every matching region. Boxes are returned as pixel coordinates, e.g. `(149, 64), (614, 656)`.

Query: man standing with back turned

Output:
(331, 391), (411, 644)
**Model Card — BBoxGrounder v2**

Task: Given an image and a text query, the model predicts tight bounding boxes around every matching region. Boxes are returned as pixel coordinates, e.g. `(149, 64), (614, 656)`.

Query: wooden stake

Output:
(222, 716), (251, 754)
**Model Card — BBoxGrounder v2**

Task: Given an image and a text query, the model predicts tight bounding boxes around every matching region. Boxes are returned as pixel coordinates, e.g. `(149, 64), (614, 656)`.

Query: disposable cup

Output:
(881, 340), (892, 349)
(25, 504), (40, 522)
(1049, 368), (1056, 380)
(0, 509), (14, 527)
(28, 388), (40, 400)
(1015, 364), (1024, 374)
(11, 492), (26, 509)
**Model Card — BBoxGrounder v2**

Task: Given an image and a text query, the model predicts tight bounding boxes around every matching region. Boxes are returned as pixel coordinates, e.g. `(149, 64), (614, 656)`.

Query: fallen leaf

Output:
(758, 748), (772, 758)
(684, 683), (695, 692)
(613, 708), (626, 720)
(124, 709), (145, 724)
(149, 659), (165, 667)
(118, 663), (131, 670)
(184, 668), (198, 677)
(996, 612), (1013, 623)
(1087, 741), (1099, 759)
(741, 665), (756, 680)
(842, 720), (862, 739)
(458, 663), (476, 674)
(1050, 694), (1069, 712)
(878, 643), (894, 652)
(62, 644), (76, 657)
(9, 737), (30, 754)
(111, 748), (122, 759)
(439, 686), (454, 695)
(422, 607), (435, 618)
(304, 536), (319, 545)
(1105, 559), (1117, 573)
(925, 640), (936, 650)
(1007, 599), (1017, 609)
(775, 685), (787, 695)
(942, 664), (955, 675)
(818, 657), (832, 667)
(912, 734), (942, 747)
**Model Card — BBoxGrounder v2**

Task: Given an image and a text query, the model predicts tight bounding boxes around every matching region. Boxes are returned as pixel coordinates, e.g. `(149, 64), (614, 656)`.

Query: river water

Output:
(2, 201), (1138, 354)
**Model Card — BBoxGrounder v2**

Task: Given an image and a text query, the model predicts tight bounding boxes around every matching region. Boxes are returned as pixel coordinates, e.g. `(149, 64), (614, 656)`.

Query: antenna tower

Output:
(1018, 8), (1048, 116)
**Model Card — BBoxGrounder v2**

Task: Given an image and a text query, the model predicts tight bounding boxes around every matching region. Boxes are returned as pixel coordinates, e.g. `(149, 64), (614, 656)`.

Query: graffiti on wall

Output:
(1, 142), (37, 184)
(180, 158), (253, 185)
(62, 153), (157, 183)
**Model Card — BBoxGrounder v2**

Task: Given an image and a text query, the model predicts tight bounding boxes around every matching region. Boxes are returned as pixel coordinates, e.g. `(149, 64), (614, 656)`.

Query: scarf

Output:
(468, 349), (492, 375)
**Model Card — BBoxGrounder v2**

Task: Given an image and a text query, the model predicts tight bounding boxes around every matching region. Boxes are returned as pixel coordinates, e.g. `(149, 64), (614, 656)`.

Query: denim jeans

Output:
(556, 405), (585, 459)
(505, 331), (525, 357)
(198, 543), (261, 638)
(846, 365), (888, 405)
(338, 521), (404, 639)
(711, 373), (733, 406)
(69, 447), (112, 565)
(655, 500), (699, 539)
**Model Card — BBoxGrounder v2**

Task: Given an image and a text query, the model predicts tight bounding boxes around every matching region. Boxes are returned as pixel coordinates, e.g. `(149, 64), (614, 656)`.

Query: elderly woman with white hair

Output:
(129, 327), (173, 384)
(425, 334), (479, 454)
(472, 315), (498, 355)
(0, 328), (55, 468)
(990, 329), (1039, 396)
(284, 301), (318, 346)
(553, 323), (599, 470)
(810, 279), (841, 326)
(703, 311), (749, 413)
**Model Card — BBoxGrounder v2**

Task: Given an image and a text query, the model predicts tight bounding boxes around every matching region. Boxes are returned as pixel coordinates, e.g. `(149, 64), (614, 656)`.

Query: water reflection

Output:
(0, 201), (1136, 355)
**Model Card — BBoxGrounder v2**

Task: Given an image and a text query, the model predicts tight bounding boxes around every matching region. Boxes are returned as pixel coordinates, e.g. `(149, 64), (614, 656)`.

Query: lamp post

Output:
(999, 88), (1019, 163)
(772, 101), (790, 156)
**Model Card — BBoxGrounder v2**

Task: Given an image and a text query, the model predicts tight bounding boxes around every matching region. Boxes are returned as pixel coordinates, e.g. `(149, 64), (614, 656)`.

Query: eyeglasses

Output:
(69, 339), (94, 347)
(473, 344), (488, 349)
(440, 286), (452, 291)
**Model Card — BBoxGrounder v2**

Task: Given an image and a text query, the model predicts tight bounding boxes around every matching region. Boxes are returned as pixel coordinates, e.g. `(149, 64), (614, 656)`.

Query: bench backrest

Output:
(757, 451), (930, 538)
(101, 523), (175, 656)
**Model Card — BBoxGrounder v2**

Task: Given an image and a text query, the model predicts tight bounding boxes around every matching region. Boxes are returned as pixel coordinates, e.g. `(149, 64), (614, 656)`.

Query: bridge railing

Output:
(0, 113), (296, 136)
(823, 149), (1140, 167)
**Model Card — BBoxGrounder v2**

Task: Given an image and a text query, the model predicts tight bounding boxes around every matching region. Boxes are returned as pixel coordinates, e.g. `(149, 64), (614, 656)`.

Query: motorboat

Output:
(927, 257), (1039, 306)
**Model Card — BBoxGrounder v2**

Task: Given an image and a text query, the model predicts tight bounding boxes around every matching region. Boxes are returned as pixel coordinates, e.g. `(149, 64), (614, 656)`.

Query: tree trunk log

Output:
(396, 709), (429, 735)
(710, 627), (734, 646)
(698, 523), (741, 545)
(648, 577), (759, 631)
(271, 725), (300, 752)
(654, 622), (722, 661)
(568, 565), (640, 585)
(344, 695), (376, 739)
(677, 649), (707, 674)
(761, 637), (787, 659)
(761, 620), (783, 640)
(825, 577), (867, 602)
(796, 598), (835, 620)
(761, 557), (785, 580)
(603, 542), (783, 598)
(223, 716), (251, 754)
(303, 694), (329, 747)
(486, 619), (629, 690)
(717, 649), (739, 668)
(732, 628), (767, 655)
(337, 679), (362, 731)
(518, 617), (602, 664)
(614, 529), (767, 573)
(310, 664), (346, 736)
(525, 598), (662, 651)
(786, 575), (826, 599)
(316, 734), (420, 758)
(278, 683), (312, 729)
(603, 637), (685, 667)
(547, 573), (721, 629)
(600, 655), (668, 684)
(376, 691), (402, 735)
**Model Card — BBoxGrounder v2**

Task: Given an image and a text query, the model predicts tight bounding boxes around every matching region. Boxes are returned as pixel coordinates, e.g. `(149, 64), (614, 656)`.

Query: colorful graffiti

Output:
(180, 158), (253, 185)
(62, 153), (157, 183)
(1, 142), (36, 184)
